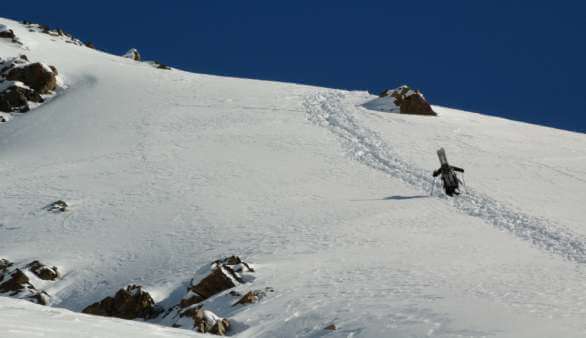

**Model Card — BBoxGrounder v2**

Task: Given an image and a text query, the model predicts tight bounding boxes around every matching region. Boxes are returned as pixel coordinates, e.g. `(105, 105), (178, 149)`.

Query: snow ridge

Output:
(304, 91), (586, 263)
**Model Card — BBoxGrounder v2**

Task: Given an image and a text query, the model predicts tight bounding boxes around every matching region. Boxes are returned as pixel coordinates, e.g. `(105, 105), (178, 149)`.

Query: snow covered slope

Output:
(1, 17), (586, 337)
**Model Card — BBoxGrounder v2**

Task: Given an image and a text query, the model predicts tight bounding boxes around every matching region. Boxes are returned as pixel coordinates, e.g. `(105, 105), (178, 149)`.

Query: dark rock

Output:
(187, 267), (237, 304)
(232, 291), (258, 306)
(232, 287), (272, 307)
(379, 85), (436, 116)
(44, 200), (68, 213)
(6, 63), (57, 94)
(82, 284), (162, 320)
(85, 41), (96, 49)
(0, 258), (13, 273)
(0, 84), (44, 113)
(123, 49), (141, 61)
(180, 256), (255, 308)
(0, 29), (15, 40)
(27, 291), (50, 305)
(0, 269), (30, 294)
(191, 309), (230, 336)
(26, 261), (59, 280)
(152, 61), (171, 70)
(324, 324), (337, 331)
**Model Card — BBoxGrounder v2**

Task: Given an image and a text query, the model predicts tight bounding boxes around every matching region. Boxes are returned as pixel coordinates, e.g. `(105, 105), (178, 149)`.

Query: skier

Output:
(433, 148), (464, 196)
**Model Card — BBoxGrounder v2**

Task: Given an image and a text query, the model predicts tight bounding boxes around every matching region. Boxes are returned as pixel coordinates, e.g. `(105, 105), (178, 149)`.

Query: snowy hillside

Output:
(1, 17), (586, 338)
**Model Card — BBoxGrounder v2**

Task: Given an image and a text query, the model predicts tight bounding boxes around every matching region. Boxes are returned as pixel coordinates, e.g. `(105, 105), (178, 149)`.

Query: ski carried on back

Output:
(432, 148), (465, 197)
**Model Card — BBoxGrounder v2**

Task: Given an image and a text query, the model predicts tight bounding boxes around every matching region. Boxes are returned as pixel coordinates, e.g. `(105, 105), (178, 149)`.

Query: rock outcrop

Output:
(232, 287), (274, 307)
(0, 55), (58, 114)
(82, 284), (162, 320)
(26, 261), (59, 281)
(22, 21), (85, 47)
(180, 256), (255, 308)
(0, 24), (15, 40)
(44, 200), (68, 213)
(123, 48), (141, 61)
(0, 82), (43, 112)
(5, 62), (57, 94)
(377, 85), (436, 115)
(0, 260), (58, 306)
(0, 258), (13, 273)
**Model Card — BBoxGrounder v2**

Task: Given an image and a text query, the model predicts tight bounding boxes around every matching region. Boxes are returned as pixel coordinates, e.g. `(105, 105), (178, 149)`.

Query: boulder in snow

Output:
(324, 324), (337, 331)
(232, 287), (273, 307)
(0, 81), (44, 113)
(123, 48), (141, 61)
(26, 261), (59, 281)
(0, 258), (13, 273)
(5, 62), (58, 94)
(180, 308), (230, 336)
(365, 85), (436, 116)
(180, 256), (255, 308)
(82, 284), (162, 320)
(0, 24), (15, 40)
(43, 200), (68, 213)
(0, 268), (50, 305)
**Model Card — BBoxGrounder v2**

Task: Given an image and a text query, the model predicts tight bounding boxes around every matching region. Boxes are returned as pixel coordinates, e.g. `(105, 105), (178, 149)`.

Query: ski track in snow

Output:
(304, 91), (586, 264)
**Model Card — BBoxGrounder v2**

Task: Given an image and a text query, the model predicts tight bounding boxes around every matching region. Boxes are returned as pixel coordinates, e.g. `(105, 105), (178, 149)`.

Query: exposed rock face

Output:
(0, 25), (15, 40)
(123, 48), (141, 61)
(149, 61), (171, 70)
(0, 55), (58, 114)
(324, 324), (337, 331)
(180, 308), (230, 336)
(0, 269), (29, 293)
(0, 82), (44, 112)
(180, 256), (255, 308)
(378, 85), (436, 115)
(44, 200), (68, 213)
(232, 287), (273, 307)
(6, 62), (57, 94)
(0, 268), (50, 305)
(22, 22), (85, 46)
(82, 284), (162, 320)
(0, 258), (13, 273)
(26, 261), (59, 281)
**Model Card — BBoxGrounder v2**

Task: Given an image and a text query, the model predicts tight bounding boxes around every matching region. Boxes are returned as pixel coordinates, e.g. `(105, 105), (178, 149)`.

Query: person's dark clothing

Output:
(433, 164), (464, 196)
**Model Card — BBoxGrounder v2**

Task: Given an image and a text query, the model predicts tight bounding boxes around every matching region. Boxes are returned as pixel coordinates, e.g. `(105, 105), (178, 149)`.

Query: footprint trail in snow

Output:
(304, 91), (586, 264)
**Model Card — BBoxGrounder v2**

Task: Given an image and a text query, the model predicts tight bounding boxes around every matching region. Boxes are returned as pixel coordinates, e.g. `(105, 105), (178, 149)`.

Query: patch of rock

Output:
(22, 21), (85, 47)
(180, 256), (255, 308)
(232, 287), (274, 307)
(82, 284), (162, 320)
(0, 258), (60, 305)
(324, 323), (337, 331)
(0, 24), (22, 46)
(0, 55), (58, 115)
(26, 261), (60, 280)
(364, 85), (437, 116)
(123, 48), (141, 61)
(43, 200), (68, 213)
(174, 307), (231, 335)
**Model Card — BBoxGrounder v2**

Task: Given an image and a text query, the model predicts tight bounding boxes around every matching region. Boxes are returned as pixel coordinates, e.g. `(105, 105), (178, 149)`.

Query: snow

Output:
(0, 24), (10, 33)
(1, 16), (586, 338)
(0, 80), (30, 92)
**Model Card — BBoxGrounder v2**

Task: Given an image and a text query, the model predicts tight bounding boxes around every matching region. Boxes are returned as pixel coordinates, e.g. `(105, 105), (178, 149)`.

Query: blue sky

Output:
(5, 1), (585, 132)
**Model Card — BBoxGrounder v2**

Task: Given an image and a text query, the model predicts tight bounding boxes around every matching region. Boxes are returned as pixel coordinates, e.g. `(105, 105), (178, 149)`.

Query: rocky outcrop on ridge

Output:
(364, 85), (437, 116)
(180, 256), (255, 308)
(0, 55), (58, 115)
(82, 284), (162, 320)
(377, 85), (436, 115)
(0, 258), (61, 305)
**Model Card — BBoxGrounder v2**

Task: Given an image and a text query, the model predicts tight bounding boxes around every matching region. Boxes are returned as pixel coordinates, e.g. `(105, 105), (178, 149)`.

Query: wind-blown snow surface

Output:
(1, 17), (586, 337)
